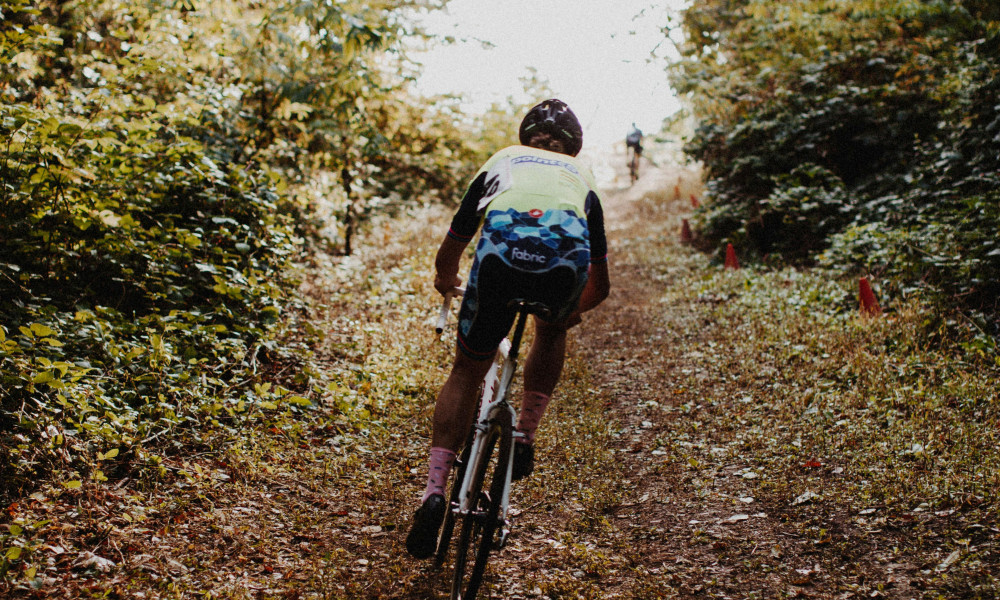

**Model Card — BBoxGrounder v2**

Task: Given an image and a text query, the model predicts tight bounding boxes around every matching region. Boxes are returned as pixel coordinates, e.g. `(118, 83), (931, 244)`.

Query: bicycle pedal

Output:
(497, 524), (511, 549)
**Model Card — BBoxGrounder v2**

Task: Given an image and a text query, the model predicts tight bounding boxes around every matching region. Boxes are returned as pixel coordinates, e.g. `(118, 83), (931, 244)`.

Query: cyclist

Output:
(626, 122), (643, 156)
(626, 122), (643, 181)
(406, 99), (611, 559)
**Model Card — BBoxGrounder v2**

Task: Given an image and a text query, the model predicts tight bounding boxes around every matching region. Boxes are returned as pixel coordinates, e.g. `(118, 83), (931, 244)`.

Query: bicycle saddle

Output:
(506, 298), (554, 320)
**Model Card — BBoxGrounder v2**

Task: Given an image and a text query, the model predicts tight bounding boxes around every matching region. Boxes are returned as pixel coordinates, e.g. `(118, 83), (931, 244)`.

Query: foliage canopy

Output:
(0, 0), (493, 503)
(671, 0), (1000, 337)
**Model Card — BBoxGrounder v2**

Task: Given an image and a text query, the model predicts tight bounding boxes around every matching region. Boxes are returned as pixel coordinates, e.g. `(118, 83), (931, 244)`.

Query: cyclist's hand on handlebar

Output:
(434, 273), (463, 297)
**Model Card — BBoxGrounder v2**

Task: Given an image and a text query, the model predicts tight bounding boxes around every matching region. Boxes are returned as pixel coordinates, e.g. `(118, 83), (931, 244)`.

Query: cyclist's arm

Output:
(434, 171), (489, 296)
(562, 192), (610, 327)
(578, 261), (610, 314)
(585, 191), (608, 265)
(434, 236), (466, 296)
(583, 192), (610, 312)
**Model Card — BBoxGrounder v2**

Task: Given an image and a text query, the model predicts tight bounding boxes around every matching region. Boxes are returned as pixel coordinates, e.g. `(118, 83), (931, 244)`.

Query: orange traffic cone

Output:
(674, 184), (681, 201)
(680, 219), (693, 244)
(859, 277), (881, 316)
(690, 194), (700, 208)
(724, 243), (739, 270)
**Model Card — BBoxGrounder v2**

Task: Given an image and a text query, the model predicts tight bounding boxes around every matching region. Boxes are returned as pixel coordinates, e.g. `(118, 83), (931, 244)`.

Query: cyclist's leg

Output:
(431, 351), (495, 451)
(508, 317), (565, 481)
(409, 252), (516, 559)
(427, 255), (518, 456)
(522, 318), (567, 399)
(517, 318), (565, 439)
(432, 253), (519, 452)
(408, 349), (495, 560)
(511, 262), (585, 479)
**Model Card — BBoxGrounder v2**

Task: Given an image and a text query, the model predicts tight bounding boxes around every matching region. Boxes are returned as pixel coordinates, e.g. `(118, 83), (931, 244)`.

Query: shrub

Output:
(673, 0), (1000, 330)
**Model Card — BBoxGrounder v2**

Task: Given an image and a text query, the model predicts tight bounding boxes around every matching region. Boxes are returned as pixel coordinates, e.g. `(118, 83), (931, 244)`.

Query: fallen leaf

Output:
(73, 552), (116, 573)
(936, 550), (961, 572)
(792, 491), (821, 506)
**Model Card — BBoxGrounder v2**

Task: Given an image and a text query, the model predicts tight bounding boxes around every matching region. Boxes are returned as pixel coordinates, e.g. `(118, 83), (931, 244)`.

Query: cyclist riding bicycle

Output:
(406, 99), (611, 559)
(625, 123), (643, 182)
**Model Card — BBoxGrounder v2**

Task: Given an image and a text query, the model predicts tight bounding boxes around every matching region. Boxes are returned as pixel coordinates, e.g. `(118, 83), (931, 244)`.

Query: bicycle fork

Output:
(497, 426), (527, 549)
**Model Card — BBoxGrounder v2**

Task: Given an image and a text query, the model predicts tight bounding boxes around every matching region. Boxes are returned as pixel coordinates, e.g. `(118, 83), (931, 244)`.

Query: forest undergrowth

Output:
(2, 157), (998, 599)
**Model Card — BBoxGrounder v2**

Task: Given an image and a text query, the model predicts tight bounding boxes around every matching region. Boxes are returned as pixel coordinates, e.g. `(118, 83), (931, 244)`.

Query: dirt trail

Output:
(463, 156), (889, 600)
(561, 161), (775, 596)
(518, 160), (779, 598)
(413, 157), (783, 599)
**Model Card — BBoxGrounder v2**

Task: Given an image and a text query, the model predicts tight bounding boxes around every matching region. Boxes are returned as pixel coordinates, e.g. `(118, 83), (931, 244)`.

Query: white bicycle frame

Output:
(435, 289), (525, 547)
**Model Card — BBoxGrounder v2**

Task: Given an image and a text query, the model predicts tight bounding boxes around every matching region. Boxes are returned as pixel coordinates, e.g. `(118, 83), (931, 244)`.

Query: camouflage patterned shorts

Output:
(456, 208), (590, 360)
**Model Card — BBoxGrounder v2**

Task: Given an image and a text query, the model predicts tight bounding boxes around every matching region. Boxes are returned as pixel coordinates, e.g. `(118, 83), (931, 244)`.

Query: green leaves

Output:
(18, 324), (56, 339)
(0, 0), (485, 534)
(97, 448), (119, 461)
(674, 0), (1000, 329)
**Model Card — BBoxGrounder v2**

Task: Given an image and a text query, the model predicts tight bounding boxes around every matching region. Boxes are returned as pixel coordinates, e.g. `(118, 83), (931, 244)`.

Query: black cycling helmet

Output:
(518, 99), (583, 156)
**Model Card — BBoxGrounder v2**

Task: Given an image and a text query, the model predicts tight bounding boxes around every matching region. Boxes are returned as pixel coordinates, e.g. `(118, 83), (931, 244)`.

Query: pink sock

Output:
(422, 447), (457, 502)
(516, 391), (551, 445)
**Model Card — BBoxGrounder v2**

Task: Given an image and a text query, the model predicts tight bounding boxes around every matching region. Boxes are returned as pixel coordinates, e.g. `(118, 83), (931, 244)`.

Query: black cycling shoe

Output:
(405, 494), (446, 559)
(511, 442), (535, 481)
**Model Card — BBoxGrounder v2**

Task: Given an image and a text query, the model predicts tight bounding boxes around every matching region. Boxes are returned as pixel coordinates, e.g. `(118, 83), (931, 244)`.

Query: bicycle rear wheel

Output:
(450, 418), (512, 600)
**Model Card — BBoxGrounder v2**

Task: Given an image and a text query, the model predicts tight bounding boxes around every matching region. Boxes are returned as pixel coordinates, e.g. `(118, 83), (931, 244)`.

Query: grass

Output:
(637, 260), (1000, 598)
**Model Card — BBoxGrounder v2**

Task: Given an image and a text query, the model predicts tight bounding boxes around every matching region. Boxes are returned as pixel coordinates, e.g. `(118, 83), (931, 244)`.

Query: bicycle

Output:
(626, 144), (641, 184)
(431, 288), (551, 600)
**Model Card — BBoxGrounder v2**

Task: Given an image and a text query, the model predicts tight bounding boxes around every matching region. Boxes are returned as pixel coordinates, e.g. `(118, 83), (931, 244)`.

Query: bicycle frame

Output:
(436, 290), (531, 548)
(627, 145), (640, 183)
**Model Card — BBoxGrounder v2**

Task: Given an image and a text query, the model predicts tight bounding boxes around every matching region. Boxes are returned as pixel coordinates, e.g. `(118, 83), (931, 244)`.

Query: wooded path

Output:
(9, 157), (987, 600)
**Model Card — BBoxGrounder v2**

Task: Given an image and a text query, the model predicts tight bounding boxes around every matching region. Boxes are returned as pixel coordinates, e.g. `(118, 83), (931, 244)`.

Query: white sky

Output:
(410, 0), (687, 151)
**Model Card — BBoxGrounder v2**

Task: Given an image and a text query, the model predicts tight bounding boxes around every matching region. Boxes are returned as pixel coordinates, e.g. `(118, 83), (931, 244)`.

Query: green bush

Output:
(674, 0), (1000, 332)
(821, 34), (1000, 329)
(0, 92), (300, 499)
(0, 0), (482, 502)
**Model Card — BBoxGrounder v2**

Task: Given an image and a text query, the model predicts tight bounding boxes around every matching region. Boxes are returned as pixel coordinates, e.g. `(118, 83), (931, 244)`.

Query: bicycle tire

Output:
(434, 442), (471, 567)
(450, 417), (512, 600)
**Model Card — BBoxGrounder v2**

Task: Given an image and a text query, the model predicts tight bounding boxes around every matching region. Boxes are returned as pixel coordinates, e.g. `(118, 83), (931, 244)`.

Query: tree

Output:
(0, 0), (497, 501)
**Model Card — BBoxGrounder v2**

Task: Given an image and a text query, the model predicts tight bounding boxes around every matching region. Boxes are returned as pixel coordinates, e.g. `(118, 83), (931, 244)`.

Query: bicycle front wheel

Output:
(434, 440), (471, 567)
(450, 418), (512, 600)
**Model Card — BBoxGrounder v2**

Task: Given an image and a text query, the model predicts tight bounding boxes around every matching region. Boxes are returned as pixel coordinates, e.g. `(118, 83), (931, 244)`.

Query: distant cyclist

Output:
(405, 99), (611, 559)
(626, 122), (644, 155)
(626, 123), (643, 182)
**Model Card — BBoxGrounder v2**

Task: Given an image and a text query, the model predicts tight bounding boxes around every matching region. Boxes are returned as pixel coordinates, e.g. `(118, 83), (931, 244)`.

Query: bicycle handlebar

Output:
(435, 287), (465, 333)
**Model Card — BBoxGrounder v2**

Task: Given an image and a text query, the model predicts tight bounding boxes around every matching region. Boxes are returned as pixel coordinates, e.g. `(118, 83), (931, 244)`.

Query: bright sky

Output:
(411, 0), (687, 151)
